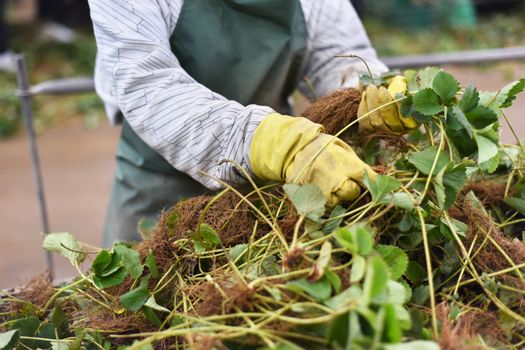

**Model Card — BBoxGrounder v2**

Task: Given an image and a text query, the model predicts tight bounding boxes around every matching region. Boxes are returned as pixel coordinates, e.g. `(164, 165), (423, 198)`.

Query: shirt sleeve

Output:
(89, 0), (274, 190)
(298, 0), (388, 99)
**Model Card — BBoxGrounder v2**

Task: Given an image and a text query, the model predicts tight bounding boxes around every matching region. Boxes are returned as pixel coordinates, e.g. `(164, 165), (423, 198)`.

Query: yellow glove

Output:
(250, 114), (376, 206)
(358, 75), (418, 135)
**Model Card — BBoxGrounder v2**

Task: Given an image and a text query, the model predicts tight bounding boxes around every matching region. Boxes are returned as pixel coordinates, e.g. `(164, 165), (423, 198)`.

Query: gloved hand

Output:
(250, 114), (376, 206)
(357, 75), (418, 135)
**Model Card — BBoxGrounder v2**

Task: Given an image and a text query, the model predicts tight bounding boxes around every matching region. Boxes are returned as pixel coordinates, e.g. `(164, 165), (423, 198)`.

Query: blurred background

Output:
(0, 0), (525, 288)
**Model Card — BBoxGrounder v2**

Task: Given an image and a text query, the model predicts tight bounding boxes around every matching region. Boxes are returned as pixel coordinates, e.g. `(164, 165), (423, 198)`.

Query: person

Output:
(88, 0), (412, 246)
(0, 0), (16, 73)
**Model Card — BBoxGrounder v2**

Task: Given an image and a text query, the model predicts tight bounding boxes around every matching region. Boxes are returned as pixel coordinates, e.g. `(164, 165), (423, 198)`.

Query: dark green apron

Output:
(104, 0), (307, 245)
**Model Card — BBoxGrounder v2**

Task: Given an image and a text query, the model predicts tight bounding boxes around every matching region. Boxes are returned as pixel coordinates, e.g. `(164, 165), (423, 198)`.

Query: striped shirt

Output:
(89, 0), (387, 189)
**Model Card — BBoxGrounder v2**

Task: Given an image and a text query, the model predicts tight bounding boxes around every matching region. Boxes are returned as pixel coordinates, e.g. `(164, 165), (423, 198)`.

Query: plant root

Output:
(7, 271), (54, 314)
(451, 196), (525, 274)
(436, 303), (505, 350)
(465, 180), (508, 205)
(169, 193), (268, 247)
(185, 274), (255, 317)
(301, 88), (362, 136)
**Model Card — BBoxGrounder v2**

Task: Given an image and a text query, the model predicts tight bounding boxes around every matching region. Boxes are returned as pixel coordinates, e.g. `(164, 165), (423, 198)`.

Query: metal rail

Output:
(28, 77), (95, 96)
(383, 46), (525, 69)
(15, 55), (54, 276)
(17, 46), (525, 97)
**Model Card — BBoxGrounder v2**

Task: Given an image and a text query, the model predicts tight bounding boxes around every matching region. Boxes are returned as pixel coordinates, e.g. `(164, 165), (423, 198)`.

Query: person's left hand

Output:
(357, 75), (418, 135)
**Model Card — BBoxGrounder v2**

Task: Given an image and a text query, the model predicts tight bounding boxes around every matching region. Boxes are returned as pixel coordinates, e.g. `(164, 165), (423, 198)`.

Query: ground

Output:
(0, 119), (119, 288)
(1, 64), (524, 289)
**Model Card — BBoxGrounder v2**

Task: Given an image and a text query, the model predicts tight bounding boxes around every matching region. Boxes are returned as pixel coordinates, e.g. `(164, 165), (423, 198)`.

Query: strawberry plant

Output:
(1, 67), (525, 350)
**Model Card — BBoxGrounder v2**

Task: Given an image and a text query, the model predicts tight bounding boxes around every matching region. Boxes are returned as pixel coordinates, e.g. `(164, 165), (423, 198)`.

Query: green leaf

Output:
(500, 79), (525, 108)
(384, 341), (440, 350)
(413, 88), (444, 116)
(393, 302), (413, 330)
(51, 341), (69, 350)
(323, 205), (345, 234)
(417, 67), (441, 89)
(408, 146), (449, 175)
(326, 313), (351, 348)
(144, 295), (170, 313)
(325, 270), (342, 294)
(199, 224), (221, 248)
(350, 255), (366, 283)
(466, 105), (498, 129)
(137, 217), (158, 238)
(376, 245), (408, 280)
(92, 250), (112, 275)
(120, 278), (150, 311)
(335, 223), (374, 256)
(448, 128), (478, 157)
(478, 91), (499, 112)
(0, 330), (19, 350)
(387, 280), (409, 305)
(258, 343), (303, 350)
(13, 317), (40, 337)
(459, 83), (479, 112)
(412, 285), (430, 305)
(261, 255), (280, 276)
(93, 251), (121, 278)
(446, 106), (463, 130)
(404, 69), (419, 91)
(504, 197), (525, 216)
(379, 192), (414, 209)
(400, 95), (432, 123)
(193, 240), (205, 254)
(363, 173), (401, 202)
(383, 303), (403, 343)
(448, 106), (473, 137)
(440, 218), (466, 240)
(51, 305), (68, 331)
(129, 342), (154, 350)
(228, 244), (248, 263)
(479, 79), (525, 114)
(434, 169), (447, 211)
(363, 256), (389, 303)
(143, 307), (162, 327)
(164, 211), (179, 233)
(145, 253), (158, 279)
(267, 287), (282, 302)
(475, 133), (499, 173)
(412, 110), (433, 123)
(93, 267), (128, 289)
(115, 244), (144, 279)
(311, 241), (332, 281)
(283, 183), (326, 222)
(43, 232), (86, 265)
(286, 276), (332, 301)
(35, 323), (55, 349)
(324, 285), (362, 310)
(443, 163), (467, 190)
(435, 162), (467, 210)
(432, 71), (459, 104)
(12, 317), (39, 349)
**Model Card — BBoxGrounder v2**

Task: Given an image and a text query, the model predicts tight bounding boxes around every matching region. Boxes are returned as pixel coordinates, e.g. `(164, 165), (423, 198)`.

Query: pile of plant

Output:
(1, 67), (525, 350)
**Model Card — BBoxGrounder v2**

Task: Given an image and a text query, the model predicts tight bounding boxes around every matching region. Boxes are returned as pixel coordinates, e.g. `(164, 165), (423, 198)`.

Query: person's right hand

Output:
(357, 75), (418, 135)
(250, 114), (376, 206)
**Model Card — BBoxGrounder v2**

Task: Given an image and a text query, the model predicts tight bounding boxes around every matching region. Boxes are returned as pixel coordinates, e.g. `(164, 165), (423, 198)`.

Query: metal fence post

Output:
(14, 54), (54, 277)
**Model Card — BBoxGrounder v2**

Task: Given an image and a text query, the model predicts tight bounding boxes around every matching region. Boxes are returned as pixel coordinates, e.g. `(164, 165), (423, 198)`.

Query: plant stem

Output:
(502, 110), (525, 160)
(419, 119), (446, 205)
(416, 206), (438, 338)
(334, 54), (376, 85)
(42, 276), (89, 312)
